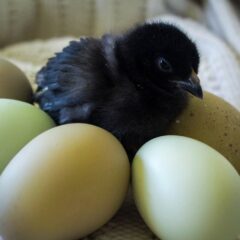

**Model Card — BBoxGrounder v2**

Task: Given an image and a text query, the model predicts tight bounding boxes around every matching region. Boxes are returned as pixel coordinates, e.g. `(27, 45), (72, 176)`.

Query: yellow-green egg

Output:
(0, 58), (33, 103)
(132, 135), (240, 240)
(168, 91), (240, 173)
(0, 99), (55, 173)
(0, 124), (130, 240)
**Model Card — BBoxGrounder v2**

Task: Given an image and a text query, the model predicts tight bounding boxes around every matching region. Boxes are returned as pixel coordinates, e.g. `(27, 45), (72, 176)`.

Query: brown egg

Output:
(168, 91), (240, 173)
(0, 58), (33, 103)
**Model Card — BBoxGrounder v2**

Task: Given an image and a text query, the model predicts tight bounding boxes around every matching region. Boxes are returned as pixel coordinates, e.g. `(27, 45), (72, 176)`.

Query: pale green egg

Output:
(0, 99), (55, 173)
(132, 135), (240, 240)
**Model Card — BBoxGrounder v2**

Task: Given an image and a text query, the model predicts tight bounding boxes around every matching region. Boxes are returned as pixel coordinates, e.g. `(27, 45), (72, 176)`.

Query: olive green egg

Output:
(0, 58), (33, 103)
(168, 91), (240, 173)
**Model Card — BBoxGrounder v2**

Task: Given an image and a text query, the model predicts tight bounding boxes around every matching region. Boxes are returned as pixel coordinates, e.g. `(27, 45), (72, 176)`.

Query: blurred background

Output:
(0, 0), (239, 51)
(0, 0), (239, 113)
(0, 0), (239, 52)
(1, 0), (239, 109)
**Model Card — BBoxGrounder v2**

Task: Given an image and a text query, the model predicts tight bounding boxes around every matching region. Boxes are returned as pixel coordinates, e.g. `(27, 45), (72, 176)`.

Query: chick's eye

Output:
(158, 57), (173, 73)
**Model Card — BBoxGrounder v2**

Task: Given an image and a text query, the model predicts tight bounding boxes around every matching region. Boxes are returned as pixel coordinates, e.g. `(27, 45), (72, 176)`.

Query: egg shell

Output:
(0, 99), (55, 173)
(168, 91), (240, 173)
(133, 135), (240, 240)
(0, 124), (130, 240)
(0, 58), (33, 103)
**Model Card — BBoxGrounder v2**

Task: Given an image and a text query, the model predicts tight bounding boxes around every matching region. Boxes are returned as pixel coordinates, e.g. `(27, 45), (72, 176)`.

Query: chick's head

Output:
(116, 23), (202, 98)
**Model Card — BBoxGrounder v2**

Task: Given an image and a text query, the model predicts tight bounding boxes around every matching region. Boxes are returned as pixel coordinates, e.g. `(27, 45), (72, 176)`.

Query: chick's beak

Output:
(178, 69), (203, 99)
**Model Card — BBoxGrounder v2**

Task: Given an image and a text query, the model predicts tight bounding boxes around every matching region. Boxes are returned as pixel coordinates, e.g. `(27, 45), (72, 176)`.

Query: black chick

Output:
(35, 22), (203, 160)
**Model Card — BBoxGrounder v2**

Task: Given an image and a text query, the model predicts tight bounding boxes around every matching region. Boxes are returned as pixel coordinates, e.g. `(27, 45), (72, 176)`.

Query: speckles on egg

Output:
(189, 112), (194, 117)
(168, 91), (240, 173)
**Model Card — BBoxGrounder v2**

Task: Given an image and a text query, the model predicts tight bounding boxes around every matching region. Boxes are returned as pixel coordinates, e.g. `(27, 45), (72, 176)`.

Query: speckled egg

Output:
(168, 91), (240, 173)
